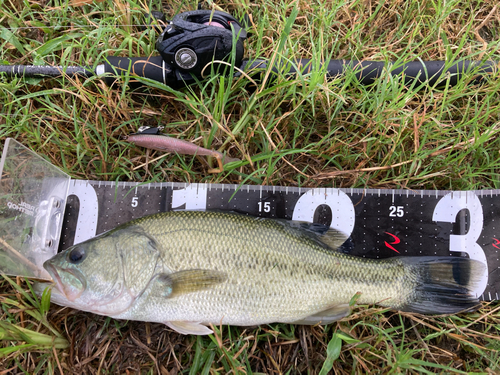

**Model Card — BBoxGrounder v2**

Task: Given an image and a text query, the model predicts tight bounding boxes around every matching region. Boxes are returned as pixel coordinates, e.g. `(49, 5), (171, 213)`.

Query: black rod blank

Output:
(0, 58), (496, 88)
(244, 59), (497, 87)
(0, 64), (95, 78)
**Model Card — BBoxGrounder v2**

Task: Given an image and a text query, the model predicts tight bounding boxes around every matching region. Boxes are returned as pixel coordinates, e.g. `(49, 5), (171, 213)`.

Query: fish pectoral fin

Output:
(166, 321), (213, 335)
(292, 304), (351, 325)
(157, 269), (227, 298)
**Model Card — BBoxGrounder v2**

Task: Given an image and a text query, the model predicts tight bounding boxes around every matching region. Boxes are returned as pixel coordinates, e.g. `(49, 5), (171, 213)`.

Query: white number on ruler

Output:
(389, 205), (404, 217)
(131, 197), (138, 207)
(292, 188), (355, 236)
(67, 181), (99, 243)
(172, 184), (208, 210)
(258, 201), (271, 212)
(432, 191), (487, 296)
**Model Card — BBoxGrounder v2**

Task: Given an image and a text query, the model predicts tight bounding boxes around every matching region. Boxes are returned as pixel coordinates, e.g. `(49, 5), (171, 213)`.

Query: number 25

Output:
(389, 205), (404, 217)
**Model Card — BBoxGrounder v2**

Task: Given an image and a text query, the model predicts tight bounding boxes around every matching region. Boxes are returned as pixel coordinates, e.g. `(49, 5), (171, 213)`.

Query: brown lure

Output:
(125, 133), (239, 173)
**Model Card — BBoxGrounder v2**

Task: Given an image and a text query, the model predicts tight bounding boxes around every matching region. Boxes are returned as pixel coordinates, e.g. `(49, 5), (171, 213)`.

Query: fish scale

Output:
(114, 211), (409, 323)
(41, 210), (485, 335)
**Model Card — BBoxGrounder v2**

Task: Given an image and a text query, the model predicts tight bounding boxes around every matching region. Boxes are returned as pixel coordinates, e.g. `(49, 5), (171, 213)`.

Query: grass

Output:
(1, 0), (500, 373)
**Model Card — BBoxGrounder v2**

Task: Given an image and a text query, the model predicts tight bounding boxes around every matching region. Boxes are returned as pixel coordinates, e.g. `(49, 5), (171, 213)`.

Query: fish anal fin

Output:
(156, 269), (227, 298)
(292, 304), (351, 325)
(166, 321), (213, 335)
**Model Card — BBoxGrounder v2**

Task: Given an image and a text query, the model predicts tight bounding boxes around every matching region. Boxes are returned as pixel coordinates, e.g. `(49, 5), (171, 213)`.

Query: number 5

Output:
(131, 197), (138, 207)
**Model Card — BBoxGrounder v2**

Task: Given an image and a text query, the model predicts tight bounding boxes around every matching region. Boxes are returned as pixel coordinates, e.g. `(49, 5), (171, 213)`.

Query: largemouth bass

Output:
(40, 211), (484, 335)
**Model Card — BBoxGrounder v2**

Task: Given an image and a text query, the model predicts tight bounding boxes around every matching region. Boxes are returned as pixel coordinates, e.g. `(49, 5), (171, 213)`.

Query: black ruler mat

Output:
(60, 180), (499, 301)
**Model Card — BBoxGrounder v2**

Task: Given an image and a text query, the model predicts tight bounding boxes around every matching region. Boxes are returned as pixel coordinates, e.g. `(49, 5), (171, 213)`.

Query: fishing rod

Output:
(0, 9), (496, 89)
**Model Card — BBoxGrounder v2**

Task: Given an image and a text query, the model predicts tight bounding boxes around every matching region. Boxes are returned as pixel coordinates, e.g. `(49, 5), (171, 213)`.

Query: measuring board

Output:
(60, 180), (500, 302)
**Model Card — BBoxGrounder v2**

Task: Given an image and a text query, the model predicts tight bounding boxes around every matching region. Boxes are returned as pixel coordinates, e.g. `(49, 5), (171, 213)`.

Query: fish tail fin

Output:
(399, 257), (485, 314)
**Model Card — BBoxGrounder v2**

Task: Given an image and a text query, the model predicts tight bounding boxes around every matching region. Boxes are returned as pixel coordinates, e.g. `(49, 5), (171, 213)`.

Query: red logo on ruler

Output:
(385, 232), (401, 253)
(493, 238), (500, 250)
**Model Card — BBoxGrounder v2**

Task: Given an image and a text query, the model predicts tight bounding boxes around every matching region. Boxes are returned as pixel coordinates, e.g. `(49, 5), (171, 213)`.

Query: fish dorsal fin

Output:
(202, 211), (348, 250)
(291, 304), (351, 325)
(156, 269), (227, 298)
(279, 220), (349, 250)
(166, 321), (213, 335)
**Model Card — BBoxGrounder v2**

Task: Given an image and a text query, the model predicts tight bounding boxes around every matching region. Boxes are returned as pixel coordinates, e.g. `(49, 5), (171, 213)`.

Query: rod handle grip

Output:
(102, 56), (171, 87)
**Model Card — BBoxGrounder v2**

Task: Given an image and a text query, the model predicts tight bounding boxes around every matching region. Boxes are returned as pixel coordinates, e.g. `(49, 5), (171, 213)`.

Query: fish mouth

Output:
(43, 262), (87, 302)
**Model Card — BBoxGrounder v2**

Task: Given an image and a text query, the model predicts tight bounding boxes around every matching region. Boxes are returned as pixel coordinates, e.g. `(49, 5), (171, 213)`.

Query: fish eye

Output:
(67, 246), (86, 264)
